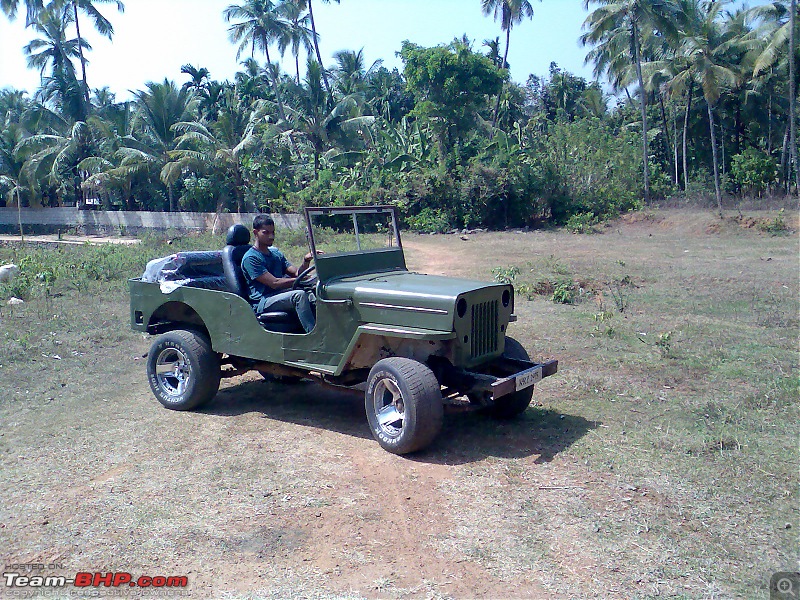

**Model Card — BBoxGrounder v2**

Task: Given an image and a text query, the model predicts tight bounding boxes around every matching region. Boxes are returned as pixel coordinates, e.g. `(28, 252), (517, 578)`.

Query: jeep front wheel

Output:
(147, 329), (220, 411)
(365, 357), (443, 454)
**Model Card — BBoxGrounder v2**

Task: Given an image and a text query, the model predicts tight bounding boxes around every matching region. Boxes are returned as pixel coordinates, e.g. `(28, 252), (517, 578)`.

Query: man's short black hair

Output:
(253, 214), (275, 231)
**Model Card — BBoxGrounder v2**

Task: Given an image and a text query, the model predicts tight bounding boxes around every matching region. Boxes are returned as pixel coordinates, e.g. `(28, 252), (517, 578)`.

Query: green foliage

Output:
(757, 209), (788, 235)
(730, 148), (778, 195)
(405, 208), (451, 233)
(565, 212), (599, 234)
(491, 265), (520, 284)
(529, 117), (643, 224)
(551, 279), (577, 304)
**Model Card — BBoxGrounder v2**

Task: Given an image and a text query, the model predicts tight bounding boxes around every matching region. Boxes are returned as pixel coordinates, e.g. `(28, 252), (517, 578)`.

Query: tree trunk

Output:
(658, 88), (673, 183)
(673, 108), (679, 185)
(790, 0), (799, 194)
(492, 26), (512, 128)
(768, 89), (773, 156)
(16, 188), (24, 243)
(73, 1), (90, 105)
(708, 102), (723, 216)
(264, 47), (288, 124)
(168, 183), (175, 212)
(683, 81), (693, 192)
(307, 0), (334, 104)
(781, 124), (790, 192)
(632, 22), (650, 203)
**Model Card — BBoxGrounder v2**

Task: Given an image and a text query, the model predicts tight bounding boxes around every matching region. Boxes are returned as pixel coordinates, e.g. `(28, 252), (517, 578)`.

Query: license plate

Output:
(515, 366), (542, 391)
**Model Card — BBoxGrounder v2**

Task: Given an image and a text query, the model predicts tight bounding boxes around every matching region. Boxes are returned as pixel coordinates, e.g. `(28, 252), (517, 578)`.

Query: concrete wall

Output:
(0, 208), (303, 235)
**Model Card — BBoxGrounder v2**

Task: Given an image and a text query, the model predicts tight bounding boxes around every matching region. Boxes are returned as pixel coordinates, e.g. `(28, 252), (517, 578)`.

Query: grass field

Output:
(0, 208), (797, 599)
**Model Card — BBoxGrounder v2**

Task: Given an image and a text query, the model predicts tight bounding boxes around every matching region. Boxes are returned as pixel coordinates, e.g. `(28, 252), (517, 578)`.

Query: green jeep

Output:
(129, 205), (557, 454)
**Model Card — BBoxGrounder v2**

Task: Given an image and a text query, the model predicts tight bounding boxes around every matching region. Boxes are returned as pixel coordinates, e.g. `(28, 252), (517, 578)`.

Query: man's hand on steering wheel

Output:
(292, 264), (317, 291)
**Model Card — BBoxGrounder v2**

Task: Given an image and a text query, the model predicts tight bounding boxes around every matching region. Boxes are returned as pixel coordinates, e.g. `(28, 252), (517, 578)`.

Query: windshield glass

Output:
(306, 206), (401, 256)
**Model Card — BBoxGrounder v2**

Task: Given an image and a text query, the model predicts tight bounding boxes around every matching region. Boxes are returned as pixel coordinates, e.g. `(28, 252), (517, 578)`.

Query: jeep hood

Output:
(323, 271), (497, 303)
(321, 271), (511, 331)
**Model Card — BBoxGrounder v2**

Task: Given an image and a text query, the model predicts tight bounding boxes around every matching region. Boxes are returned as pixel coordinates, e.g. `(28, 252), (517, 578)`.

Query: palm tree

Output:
(297, 0), (340, 103)
(582, 0), (677, 203)
(24, 3), (89, 121)
(483, 37), (502, 68)
(0, 0), (45, 25)
(332, 48), (382, 97)
(224, 0), (290, 123)
(752, 0), (798, 192)
(67, 0), (125, 103)
(24, 3), (84, 80)
(15, 110), (98, 207)
(180, 64), (211, 93)
(124, 79), (197, 211)
(286, 57), (374, 178)
(481, 0), (538, 126)
(0, 117), (30, 236)
(166, 99), (272, 212)
(276, 0), (315, 84)
(669, 0), (738, 213)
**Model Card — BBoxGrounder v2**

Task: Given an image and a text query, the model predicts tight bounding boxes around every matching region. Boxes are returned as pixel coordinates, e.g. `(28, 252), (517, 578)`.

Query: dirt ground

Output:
(0, 209), (797, 599)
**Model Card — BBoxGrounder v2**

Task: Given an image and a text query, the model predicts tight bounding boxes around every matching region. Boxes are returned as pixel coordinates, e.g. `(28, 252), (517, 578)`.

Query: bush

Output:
(731, 148), (778, 196)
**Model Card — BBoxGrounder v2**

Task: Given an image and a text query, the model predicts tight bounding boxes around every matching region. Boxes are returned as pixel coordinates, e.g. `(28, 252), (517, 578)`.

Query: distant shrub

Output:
(731, 148), (778, 196)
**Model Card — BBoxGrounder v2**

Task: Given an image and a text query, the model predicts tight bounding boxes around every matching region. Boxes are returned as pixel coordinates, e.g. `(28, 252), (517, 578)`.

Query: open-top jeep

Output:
(129, 205), (557, 454)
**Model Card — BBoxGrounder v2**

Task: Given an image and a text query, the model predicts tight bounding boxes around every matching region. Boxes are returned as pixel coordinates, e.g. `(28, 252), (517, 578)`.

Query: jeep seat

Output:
(222, 224), (301, 333)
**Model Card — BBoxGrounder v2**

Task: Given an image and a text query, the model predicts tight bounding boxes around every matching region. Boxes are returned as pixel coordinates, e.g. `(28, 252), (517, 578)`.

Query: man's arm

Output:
(254, 270), (296, 290)
(243, 249), (296, 291)
(286, 251), (314, 277)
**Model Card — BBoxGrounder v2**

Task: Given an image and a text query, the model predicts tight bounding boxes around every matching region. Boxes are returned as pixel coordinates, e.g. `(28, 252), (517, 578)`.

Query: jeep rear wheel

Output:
(147, 329), (220, 411)
(487, 336), (535, 419)
(365, 358), (443, 454)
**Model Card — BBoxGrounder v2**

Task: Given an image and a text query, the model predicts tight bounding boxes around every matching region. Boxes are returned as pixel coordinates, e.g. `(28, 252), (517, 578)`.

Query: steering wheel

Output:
(292, 264), (318, 291)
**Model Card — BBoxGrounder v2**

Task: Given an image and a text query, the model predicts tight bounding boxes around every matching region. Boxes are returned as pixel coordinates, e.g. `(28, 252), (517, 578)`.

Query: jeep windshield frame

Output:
(305, 206), (406, 283)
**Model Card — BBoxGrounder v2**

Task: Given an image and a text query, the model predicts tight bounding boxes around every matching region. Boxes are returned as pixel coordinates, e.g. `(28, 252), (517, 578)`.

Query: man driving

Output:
(241, 214), (316, 333)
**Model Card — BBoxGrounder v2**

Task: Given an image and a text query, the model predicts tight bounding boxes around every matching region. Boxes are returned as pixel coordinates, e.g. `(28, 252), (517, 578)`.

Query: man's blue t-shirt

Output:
(241, 246), (292, 308)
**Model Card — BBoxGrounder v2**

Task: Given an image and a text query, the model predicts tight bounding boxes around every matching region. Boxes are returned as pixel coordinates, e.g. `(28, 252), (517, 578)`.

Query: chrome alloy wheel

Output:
(154, 347), (192, 398)
(372, 377), (405, 438)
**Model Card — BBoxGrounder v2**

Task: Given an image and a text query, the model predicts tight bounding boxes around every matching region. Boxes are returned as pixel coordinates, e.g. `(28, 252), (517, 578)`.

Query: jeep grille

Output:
(470, 300), (499, 359)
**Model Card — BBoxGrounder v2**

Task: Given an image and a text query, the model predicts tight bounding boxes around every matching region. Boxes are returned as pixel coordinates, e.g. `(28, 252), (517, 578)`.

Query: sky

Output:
(0, 0), (595, 101)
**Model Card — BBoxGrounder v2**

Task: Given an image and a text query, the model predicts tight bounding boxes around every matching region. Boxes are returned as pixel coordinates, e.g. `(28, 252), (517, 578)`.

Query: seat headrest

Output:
(226, 224), (250, 246)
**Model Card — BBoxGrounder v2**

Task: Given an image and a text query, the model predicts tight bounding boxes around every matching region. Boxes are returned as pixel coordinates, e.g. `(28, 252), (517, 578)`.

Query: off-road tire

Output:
(365, 357), (443, 454)
(487, 336), (534, 419)
(147, 329), (220, 411)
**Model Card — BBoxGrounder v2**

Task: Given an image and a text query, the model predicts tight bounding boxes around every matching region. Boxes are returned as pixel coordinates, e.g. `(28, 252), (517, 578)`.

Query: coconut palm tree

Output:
(24, 3), (84, 79)
(66, 0), (125, 103)
(276, 0), (315, 84)
(296, 0), (340, 103)
(121, 79), (197, 211)
(481, 0), (538, 126)
(180, 64), (211, 93)
(166, 99), (273, 212)
(668, 0), (738, 213)
(0, 0), (45, 25)
(15, 110), (98, 207)
(751, 0), (797, 191)
(224, 0), (290, 123)
(285, 57), (374, 178)
(582, 0), (678, 203)
(331, 48), (382, 97)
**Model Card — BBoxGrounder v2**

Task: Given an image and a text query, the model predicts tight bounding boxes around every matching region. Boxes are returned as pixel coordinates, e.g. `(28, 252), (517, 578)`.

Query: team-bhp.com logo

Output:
(4, 571), (188, 589)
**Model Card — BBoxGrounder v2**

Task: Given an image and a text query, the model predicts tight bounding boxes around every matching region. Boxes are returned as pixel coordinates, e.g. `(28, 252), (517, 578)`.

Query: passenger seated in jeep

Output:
(241, 215), (316, 333)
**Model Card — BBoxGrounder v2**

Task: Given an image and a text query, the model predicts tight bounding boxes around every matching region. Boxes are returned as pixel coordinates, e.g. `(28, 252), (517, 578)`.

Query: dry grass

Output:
(0, 208), (797, 599)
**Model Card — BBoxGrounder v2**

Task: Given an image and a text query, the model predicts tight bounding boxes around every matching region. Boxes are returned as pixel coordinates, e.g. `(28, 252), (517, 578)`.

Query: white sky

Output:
(0, 0), (595, 101)
(0, 0), (770, 102)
